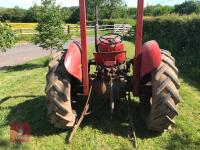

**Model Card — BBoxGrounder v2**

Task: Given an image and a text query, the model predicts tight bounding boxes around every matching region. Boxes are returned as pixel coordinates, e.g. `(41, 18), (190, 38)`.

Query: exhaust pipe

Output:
(95, 5), (99, 52)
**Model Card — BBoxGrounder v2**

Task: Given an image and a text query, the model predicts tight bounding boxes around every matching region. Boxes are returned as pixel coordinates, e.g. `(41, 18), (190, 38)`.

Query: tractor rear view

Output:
(45, 0), (180, 137)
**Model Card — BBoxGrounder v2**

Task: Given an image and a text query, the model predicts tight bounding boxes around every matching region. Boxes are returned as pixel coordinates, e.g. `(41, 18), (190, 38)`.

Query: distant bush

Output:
(0, 22), (16, 52)
(143, 14), (200, 80)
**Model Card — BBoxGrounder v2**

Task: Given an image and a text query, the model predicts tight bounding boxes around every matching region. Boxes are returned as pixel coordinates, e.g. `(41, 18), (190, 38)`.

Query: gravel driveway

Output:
(0, 37), (95, 69)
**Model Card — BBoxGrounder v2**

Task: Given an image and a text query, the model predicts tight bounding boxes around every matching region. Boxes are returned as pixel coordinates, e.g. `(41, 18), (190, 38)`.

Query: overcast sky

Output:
(0, 0), (186, 9)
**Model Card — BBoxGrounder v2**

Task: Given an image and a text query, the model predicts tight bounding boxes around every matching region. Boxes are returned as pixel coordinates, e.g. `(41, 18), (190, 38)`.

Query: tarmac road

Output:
(0, 37), (95, 69)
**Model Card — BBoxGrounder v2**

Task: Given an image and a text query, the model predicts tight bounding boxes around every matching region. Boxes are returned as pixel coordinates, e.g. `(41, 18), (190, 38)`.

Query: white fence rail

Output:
(14, 24), (132, 36)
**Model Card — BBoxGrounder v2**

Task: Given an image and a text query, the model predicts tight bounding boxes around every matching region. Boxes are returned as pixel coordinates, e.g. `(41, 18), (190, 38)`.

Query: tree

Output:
(111, 3), (128, 18)
(0, 7), (27, 22)
(23, 5), (41, 22)
(61, 7), (72, 23)
(12, 6), (27, 22)
(174, 1), (200, 15)
(86, 0), (126, 20)
(127, 7), (137, 18)
(102, 0), (126, 19)
(144, 5), (174, 16)
(67, 7), (79, 23)
(34, 0), (68, 53)
(86, 0), (104, 20)
(0, 22), (16, 52)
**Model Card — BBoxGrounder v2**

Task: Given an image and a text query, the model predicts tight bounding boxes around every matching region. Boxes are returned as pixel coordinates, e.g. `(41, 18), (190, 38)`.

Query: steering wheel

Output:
(99, 33), (122, 45)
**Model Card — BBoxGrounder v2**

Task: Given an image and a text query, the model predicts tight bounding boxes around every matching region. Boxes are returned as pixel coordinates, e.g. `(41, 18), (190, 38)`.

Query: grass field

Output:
(9, 23), (78, 29)
(0, 42), (200, 149)
(9, 23), (37, 29)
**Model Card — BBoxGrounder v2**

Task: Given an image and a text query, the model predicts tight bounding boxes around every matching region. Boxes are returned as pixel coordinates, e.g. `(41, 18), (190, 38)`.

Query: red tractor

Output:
(45, 0), (180, 133)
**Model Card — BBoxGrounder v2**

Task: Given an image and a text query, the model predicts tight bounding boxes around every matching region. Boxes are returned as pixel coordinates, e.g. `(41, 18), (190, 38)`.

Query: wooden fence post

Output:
(68, 25), (70, 34)
(20, 28), (23, 40)
(123, 24), (125, 36)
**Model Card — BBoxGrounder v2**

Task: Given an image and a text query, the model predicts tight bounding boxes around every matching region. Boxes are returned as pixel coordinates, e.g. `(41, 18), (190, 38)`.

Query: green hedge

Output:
(143, 14), (200, 80)
(143, 14), (200, 57)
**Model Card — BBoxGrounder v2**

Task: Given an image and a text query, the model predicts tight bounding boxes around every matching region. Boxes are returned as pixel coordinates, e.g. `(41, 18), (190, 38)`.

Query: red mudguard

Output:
(140, 40), (161, 78)
(64, 41), (82, 82)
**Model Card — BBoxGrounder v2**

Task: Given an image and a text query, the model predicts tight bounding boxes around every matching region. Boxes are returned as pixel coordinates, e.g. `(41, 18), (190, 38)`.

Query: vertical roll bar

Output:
(79, 0), (89, 96)
(133, 0), (144, 96)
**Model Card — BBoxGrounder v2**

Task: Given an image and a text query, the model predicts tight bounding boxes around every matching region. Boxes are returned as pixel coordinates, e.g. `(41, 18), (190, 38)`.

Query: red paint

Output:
(99, 36), (121, 45)
(64, 42), (82, 82)
(94, 34), (126, 67)
(94, 51), (126, 67)
(133, 0), (144, 96)
(98, 35), (123, 52)
(98, 42), (124, 52)
(140, 40), (161, 78)
(79, 0), (89, 96)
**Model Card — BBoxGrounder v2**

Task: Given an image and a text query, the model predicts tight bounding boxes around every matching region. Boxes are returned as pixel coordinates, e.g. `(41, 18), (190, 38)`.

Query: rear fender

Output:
(64, 41), (82, 82)
(140, 40), (161, 78)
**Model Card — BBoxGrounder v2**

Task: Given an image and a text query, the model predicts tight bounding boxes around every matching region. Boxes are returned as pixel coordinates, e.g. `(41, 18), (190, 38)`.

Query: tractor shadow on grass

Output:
(180, 74), (200, 91)
(165, 132), (200, 149)
(80, 100), (161, 139)
(4, 96), (65, 136)
(0, 58), (49, 72)
(4, 95), (161, 139)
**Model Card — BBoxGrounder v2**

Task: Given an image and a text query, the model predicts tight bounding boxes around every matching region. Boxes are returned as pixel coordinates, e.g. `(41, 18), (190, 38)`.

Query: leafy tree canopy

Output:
(0, 6), (26, 22)
(23, 4), (41, 22)
(86, 0), (127, 20)
(174, 1), (200, 15)
(34, 0), (68, 51)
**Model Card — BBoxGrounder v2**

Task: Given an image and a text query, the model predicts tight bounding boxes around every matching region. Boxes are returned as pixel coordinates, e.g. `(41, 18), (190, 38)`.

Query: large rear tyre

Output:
(45, 51), (76, 129)
(140, 49), (180, 132)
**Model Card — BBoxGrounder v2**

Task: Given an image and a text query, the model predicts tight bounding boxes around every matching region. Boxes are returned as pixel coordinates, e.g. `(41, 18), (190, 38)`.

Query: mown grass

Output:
(0, 41), (200, 149)
(15, 35), (34, 43)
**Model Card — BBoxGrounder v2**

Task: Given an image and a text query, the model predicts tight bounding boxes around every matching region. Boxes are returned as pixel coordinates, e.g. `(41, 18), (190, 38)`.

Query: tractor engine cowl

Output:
(98, 38), (124, 52)
(94, 34), (126, 68)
